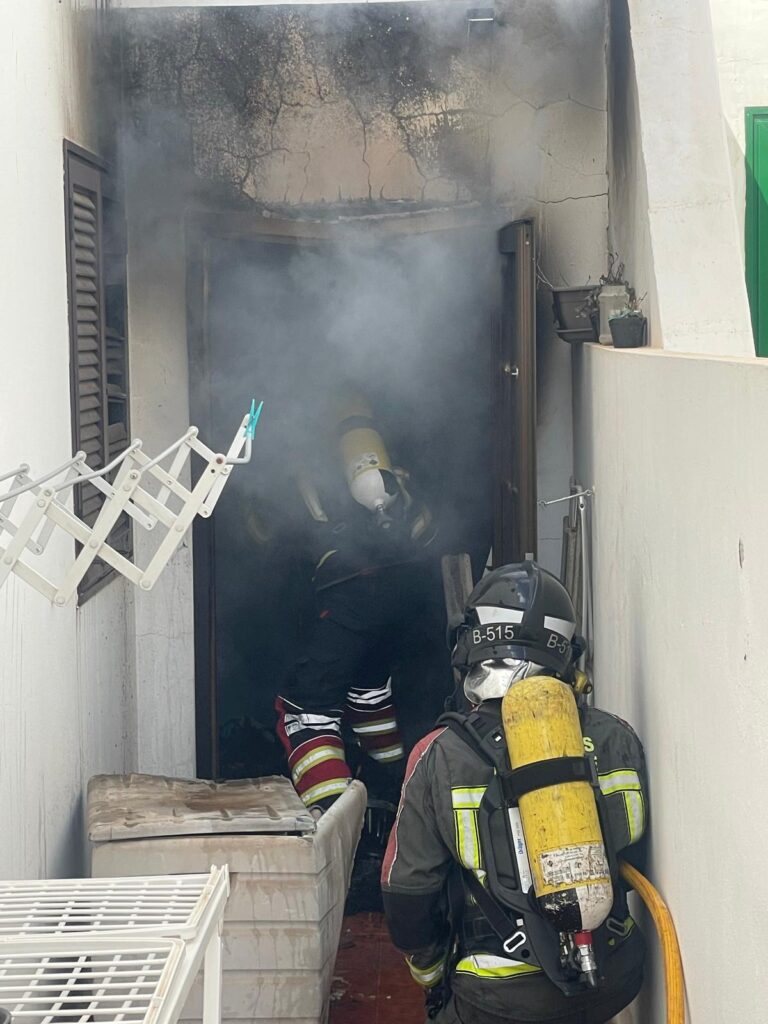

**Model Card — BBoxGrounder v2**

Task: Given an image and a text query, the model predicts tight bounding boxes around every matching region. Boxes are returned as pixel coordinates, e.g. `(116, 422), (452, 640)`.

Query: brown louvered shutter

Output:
(65, 146), (132, 599)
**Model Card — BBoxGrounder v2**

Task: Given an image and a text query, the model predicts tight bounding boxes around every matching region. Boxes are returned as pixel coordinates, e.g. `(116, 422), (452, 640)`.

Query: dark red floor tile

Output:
(330, 913), (424, 1024)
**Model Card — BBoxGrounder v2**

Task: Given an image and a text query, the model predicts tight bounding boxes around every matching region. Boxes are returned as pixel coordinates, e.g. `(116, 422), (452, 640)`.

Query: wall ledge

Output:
(582, 341), (765, 369)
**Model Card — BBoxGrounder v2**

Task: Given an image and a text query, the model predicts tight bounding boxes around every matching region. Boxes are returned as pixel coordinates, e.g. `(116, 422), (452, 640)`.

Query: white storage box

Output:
(88, 774), (366, 1024)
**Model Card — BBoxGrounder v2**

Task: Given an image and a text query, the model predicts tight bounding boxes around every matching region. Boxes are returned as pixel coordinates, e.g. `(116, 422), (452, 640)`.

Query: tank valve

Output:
(373, 503), (393, 530)
(574, 931), (599, 989)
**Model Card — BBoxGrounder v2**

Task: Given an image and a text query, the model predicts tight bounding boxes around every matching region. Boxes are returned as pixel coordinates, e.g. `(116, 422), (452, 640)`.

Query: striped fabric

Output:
(275, 698), (352, 809)
(452, 786), (487, 883)
(346, 680), (405, 764)
(455, 954), (541, 979)
(599, 768), (646, 843)
(406, 954), (447, 988)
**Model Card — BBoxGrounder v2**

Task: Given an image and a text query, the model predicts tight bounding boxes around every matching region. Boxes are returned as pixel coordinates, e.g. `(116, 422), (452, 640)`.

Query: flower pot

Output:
(598, 284), (630, 344)
(552, 287), (597, 343)
(609, 314), (647, 348)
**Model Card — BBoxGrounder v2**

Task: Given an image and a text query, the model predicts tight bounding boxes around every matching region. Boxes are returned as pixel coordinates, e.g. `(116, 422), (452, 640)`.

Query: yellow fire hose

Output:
(620, 860), (685, 1024)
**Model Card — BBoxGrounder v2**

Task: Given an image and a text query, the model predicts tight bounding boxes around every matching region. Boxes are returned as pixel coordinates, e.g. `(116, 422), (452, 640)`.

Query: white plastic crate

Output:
(88, 777), (366, 1024)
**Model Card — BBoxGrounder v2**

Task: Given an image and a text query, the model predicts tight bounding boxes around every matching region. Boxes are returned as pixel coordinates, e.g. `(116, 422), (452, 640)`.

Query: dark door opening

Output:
(189, 217), (535, 780)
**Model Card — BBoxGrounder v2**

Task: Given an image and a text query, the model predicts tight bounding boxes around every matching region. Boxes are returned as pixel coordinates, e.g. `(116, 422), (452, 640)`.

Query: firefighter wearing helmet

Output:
(274, 385), (439, 817)
(381, 561), (648, 1023)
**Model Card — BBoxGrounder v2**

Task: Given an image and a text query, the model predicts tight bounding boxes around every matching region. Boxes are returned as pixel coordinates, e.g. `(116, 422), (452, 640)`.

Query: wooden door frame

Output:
(495, 219), (537, 565)
(186, 204), (517, 779)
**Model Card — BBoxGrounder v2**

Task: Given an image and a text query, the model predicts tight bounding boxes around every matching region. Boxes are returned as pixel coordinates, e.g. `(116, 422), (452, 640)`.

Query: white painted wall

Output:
(621, 0), (753, 356)
(710, 0), (768, 255)
(574, 343), (768, 1024)
(125, 192), (196, 778)
(0, 0), (138, 879)
(607, 0), (659, 346)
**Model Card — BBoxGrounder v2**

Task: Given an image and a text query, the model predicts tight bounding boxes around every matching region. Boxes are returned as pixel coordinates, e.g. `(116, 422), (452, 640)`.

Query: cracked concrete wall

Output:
(117, 0), (609, 577)
(118, 2), (607, 223)
(120, 4), (491, 206)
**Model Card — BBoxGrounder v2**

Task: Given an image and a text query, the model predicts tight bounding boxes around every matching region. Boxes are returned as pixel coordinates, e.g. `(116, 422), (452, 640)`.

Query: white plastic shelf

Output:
(0, 939), (181, 1024)
(0, 869), (229, 1024)
(0, 875), (219, 938)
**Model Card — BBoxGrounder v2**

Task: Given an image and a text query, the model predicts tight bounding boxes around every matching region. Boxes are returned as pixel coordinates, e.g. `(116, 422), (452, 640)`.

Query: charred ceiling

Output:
(119, 3), (497, 211)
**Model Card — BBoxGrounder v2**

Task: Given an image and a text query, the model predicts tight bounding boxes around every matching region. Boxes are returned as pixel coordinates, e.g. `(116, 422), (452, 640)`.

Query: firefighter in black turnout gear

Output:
(382, 562), (647, 1024)
(275, 387), (439, 814)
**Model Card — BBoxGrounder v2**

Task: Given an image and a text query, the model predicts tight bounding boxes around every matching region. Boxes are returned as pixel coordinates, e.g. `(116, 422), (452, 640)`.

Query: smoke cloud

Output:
(108, 0), (608, 773)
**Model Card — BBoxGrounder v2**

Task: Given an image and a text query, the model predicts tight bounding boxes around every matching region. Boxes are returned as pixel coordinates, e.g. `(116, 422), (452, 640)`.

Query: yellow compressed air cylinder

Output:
(501, 676), (613, 933)
(335, 392), (395, 516)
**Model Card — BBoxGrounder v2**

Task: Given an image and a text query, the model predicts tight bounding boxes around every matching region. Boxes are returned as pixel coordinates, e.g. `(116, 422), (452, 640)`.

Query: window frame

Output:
(63, 141), (132, 602)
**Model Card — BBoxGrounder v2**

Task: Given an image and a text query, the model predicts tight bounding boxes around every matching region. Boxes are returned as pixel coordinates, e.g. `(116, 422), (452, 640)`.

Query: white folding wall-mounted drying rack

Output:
(0, 402), (262, 605)
(0, 867), (229, 1024)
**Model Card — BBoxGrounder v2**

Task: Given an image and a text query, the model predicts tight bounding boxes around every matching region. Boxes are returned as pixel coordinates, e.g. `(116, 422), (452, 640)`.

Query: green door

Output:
(746, 108), (768, 356)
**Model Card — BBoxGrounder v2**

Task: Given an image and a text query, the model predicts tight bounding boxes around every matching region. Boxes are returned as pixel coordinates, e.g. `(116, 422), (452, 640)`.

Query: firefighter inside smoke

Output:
(274, 383), (451, 832)
(381, 562), (647, 1024)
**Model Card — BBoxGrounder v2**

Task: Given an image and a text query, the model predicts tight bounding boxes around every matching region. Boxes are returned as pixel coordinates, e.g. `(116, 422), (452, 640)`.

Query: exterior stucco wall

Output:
(710, 0), (768, 257)
(620, 0), (753, 356)
(607, 1), (659, 346)
(0, 0), (138, 879)
(574, 343), (768, 1023)
(125, 193), (196, 777)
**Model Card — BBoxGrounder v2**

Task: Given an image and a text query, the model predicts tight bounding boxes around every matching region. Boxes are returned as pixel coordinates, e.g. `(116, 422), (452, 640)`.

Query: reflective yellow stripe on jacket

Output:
(598, 768), (646, 843)
(451, 787), (486, 881)
(455, 954), (541, 979)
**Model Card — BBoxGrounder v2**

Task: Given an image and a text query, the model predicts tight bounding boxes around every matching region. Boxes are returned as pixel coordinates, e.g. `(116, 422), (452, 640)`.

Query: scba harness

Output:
(438, 708), (633, 998)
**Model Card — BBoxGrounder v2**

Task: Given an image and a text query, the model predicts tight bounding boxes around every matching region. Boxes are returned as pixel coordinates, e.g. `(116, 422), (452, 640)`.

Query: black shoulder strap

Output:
(463, 870), (584, 996)
(437, 711), (507, 769)
(462, 870), (528, 955)
(439, 712), (595, 802)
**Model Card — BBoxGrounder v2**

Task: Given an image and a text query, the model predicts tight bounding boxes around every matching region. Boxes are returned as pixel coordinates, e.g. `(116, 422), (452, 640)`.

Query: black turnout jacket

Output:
(381, 700), (648, 1023)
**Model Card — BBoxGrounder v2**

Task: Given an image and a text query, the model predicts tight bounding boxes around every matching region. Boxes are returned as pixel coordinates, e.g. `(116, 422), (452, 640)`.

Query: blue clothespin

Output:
(246, 399), (264, 441)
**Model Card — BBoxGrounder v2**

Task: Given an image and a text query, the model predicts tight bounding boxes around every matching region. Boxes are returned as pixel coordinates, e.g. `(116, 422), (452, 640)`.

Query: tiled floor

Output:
(330, 913), (425, 1024)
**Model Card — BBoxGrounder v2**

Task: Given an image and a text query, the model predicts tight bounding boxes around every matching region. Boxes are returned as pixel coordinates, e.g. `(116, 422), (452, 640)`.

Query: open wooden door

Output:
(494, 219), (537, 566)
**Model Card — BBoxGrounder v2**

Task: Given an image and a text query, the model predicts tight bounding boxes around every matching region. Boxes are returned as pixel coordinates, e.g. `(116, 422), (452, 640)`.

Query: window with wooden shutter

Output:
(64, 143), (132, 600)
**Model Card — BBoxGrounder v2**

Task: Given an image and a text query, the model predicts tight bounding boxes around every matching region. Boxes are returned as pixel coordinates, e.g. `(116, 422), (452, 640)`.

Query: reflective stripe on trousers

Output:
(347, 680), (405, 763)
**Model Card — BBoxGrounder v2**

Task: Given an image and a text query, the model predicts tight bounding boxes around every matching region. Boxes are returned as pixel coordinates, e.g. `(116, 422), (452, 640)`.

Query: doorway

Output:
(188, 213), (535, 779)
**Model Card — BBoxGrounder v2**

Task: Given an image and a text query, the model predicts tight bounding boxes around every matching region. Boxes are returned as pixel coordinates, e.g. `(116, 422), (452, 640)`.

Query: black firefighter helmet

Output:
(451, 561), (583, 681)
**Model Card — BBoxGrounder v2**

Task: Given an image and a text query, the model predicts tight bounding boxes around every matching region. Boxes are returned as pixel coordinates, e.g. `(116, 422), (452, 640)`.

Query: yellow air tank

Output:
(501, 676), (613, 940)
(335, 391), (396, 526)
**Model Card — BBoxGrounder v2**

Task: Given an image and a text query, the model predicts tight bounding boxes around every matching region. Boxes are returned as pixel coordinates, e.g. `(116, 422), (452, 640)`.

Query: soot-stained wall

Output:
(118, 0), (609, 570)
(121, 4), (490, 206)
(119, 0), (607, 224)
